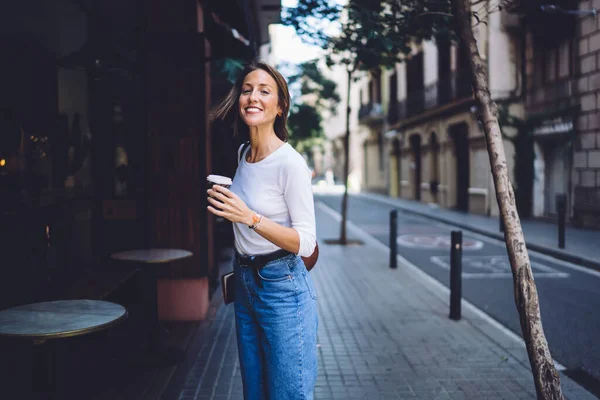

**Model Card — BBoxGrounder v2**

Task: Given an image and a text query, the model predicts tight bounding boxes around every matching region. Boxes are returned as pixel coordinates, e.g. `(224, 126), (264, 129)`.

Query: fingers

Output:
(207, 188), (228, 202)
(212, 184), (237, 199)
(207, 185), (246, 224)
(207, 205), (225, 216)
(207, 196), (228, 211)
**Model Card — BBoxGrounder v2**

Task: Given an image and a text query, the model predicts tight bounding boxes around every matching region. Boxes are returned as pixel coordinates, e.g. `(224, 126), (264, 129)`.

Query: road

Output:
(315, 193), (600, 390)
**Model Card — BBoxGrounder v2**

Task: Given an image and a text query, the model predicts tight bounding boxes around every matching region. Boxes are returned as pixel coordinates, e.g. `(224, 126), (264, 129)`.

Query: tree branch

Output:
(416, 11), (454, 17)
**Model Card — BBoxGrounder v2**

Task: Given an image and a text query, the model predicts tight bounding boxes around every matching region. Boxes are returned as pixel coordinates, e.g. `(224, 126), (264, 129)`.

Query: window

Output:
(389, 72), (398, 104)
(534, 38), (573, 85)
(545, 47), (557, 82)
(369, 69), (382, 104)
(438, 38), (451, 103)
(406, 52), (424, 94)
(558, 40), (571, 78)
(406, 52), (424, 115)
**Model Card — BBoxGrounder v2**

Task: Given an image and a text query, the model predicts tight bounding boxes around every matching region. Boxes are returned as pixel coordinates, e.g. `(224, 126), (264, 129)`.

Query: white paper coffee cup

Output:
(207, 175), (232, 190)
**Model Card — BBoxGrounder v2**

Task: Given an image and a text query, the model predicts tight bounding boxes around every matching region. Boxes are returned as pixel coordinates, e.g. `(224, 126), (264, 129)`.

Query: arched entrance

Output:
(449, 123), (469, 211)
(409, 134), (422, 200)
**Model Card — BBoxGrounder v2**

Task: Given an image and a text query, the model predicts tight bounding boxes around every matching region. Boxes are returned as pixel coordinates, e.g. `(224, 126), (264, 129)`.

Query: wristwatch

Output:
(249, 212), (263, 230)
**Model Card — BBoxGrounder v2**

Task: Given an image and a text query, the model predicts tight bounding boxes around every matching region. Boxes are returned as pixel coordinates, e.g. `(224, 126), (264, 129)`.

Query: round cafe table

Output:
(0, 300), (127, 399)
(110, 248), (192, 366)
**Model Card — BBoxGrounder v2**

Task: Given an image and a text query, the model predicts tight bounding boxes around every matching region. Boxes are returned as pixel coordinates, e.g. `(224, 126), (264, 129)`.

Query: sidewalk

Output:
(171, 202), (595, 400)
(359, 192), (600, 272)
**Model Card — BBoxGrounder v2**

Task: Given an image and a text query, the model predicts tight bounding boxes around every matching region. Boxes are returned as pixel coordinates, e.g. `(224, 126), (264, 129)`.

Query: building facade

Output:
(573, 0), (600, 227)
(353, 1), (600, 227)
(360, 10), (520, 217)
(503, 0), (598, 226)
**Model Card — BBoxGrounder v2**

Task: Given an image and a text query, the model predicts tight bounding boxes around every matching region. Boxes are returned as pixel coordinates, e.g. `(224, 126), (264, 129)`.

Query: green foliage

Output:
(282, 0), (343, 47)
(286, 60), (340, 148)
(284, 0), (506, 243)
(288, 103), (324, 144)
(288, 60), (341, 114)
(284, 0), (454, 74)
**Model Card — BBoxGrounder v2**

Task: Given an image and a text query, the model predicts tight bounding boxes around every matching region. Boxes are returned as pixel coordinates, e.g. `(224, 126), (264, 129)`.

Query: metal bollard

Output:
(390, 209), (398, 269)
(556, 194), (566, 249)
(449, 230), (462, 321)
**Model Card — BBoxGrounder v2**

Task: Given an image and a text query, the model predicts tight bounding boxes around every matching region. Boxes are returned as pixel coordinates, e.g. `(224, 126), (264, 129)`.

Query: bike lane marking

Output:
(430, 255), (569, 279)
(397, 234), (484, 250)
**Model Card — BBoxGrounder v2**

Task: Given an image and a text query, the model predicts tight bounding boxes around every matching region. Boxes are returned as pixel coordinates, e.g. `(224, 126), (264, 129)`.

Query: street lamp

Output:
(540, 4), (597, 17)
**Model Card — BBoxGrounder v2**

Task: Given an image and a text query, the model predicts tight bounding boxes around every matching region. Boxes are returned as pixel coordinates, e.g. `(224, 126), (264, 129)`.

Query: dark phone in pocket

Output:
(221, 271), (235, 304)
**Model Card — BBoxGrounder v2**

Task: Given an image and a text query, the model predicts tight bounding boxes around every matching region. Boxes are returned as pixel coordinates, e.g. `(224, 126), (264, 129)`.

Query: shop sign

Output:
(533, 116), (573, 137)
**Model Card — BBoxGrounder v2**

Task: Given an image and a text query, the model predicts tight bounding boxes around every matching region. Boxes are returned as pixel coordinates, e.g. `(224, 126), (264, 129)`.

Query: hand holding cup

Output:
(207, 174), (232, 210)
(206, 175), (252, 225)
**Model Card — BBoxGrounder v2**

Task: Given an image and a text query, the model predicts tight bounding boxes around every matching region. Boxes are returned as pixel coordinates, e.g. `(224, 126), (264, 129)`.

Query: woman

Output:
(207, 60), (318, 400)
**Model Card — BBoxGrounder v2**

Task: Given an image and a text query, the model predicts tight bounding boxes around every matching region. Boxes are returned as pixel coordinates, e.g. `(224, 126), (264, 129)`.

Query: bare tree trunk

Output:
(451, 0), (564, 398)
(340, 68), (352, 245)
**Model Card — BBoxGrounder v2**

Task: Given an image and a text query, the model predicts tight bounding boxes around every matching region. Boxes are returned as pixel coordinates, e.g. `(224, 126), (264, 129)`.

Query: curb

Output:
(357, 193), (600, 273)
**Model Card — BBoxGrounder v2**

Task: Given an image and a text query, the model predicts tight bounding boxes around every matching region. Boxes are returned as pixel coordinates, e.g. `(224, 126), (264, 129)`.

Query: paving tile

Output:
(173, 205), (587, 400)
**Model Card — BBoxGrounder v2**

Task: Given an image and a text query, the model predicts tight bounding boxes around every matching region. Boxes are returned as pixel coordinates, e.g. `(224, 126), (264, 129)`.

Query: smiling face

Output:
(238, 69), (282, 130)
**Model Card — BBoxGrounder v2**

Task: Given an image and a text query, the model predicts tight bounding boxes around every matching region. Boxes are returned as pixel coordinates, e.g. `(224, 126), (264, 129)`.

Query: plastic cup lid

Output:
(207, 175), (232, 185)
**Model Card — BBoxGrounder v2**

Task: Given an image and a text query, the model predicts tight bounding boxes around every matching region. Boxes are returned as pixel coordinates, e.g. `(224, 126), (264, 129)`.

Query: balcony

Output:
(400, 71), (472, 120)
(526, 77), (578, 111)
(358, 102), (384, 125)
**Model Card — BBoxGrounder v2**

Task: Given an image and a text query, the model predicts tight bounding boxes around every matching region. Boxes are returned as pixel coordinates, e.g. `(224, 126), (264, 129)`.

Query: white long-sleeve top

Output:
(230, 143), (316, 257)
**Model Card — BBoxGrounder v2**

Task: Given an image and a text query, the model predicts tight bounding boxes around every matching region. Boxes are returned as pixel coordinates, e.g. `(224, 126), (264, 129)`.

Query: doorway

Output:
(430, 132), (440, 201)
(392, 138), (402, 197)
(450, 124), (470, 211)
(543, 141), (568, 215)
(410, 135), (422, 200)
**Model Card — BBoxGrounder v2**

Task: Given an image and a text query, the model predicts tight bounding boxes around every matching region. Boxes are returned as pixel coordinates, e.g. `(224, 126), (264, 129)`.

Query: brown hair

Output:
(210, 60), (290, 142)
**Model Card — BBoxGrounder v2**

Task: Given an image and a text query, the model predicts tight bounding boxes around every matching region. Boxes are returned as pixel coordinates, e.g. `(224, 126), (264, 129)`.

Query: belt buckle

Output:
(239, 255), (256, 267)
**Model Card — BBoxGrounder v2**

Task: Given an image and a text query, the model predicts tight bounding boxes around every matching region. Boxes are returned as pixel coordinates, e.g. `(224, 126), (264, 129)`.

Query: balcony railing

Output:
(358, 102), (384, 124)
(392, 71), (472, 121)
(526, 77), (578, 110)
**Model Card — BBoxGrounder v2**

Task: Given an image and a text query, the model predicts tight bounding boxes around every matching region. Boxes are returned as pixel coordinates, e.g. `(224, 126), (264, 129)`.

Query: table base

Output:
(32, 340), (58, 400)
(129, 344), (184, 368)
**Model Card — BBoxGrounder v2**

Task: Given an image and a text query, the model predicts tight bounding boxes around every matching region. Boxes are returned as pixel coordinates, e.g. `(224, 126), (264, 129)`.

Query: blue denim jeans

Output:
(234, 252), (318, 400)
